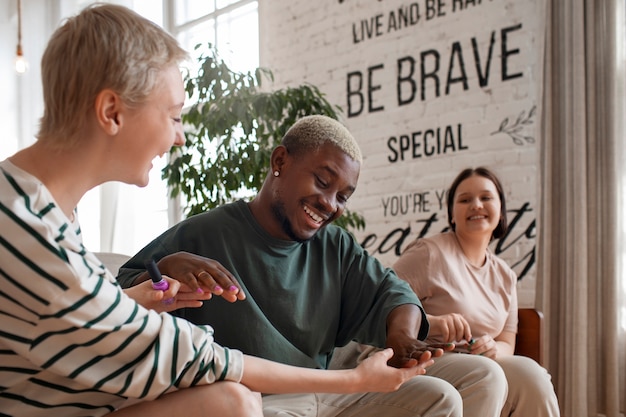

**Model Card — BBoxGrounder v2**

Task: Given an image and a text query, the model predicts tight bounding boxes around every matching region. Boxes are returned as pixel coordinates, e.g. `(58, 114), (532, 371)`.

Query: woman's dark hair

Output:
(446, 167), (508, 239)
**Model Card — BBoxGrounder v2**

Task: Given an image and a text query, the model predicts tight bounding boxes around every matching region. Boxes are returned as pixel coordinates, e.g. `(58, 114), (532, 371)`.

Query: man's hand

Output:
(155, 252), (245, 302)
(386, 335), (451, 368)
(385, 304), (453, 368)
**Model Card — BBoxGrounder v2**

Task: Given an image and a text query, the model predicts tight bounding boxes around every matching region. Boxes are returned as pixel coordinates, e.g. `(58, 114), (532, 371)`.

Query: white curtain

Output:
(538, 1), (626, 416)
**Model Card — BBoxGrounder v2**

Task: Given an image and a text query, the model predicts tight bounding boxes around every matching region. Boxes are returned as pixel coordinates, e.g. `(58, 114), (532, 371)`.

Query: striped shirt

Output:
(0, 160), (243, 416)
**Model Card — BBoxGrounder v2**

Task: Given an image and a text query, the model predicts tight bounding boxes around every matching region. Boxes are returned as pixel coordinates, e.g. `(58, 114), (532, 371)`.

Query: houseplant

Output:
(163, 44), (365, 231)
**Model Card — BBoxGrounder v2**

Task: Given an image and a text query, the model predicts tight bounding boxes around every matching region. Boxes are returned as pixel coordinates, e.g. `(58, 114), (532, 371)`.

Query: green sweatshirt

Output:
(118, 200), (427, 369)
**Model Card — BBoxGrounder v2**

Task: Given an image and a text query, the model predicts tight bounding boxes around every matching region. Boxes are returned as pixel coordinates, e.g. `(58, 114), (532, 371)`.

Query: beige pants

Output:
(262, 375), (463, 417)
(427, 353), (560, 417)
(349, 344), (509, 417)
(496, 355), (560, 417)
(416, 352), (508, 417)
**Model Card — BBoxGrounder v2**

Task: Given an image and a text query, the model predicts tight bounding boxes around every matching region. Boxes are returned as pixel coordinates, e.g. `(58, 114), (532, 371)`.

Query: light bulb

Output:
(15, 55), (28, 74)
(15, 45), (28, 74)
(15, 0), (27, 75)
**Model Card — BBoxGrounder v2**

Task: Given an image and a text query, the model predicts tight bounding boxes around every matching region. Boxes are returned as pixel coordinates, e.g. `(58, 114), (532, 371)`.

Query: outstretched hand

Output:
(353, 348), (432, 392)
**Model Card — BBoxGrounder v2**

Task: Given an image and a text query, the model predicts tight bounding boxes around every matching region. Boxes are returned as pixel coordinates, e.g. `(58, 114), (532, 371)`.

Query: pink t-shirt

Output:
(392, 232), (518, 342)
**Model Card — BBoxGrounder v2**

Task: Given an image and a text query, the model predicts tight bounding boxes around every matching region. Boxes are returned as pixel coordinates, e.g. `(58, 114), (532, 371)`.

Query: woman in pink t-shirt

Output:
(393, 167), (560, 417)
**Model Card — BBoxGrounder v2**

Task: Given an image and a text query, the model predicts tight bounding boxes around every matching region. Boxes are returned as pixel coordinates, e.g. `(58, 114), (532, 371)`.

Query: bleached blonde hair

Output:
(37, 3), (189, 149)
(281, 115), (363, 164)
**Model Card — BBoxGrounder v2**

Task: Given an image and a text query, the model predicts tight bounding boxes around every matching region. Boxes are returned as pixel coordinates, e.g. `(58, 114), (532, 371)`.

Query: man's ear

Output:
(270, 145), (288, 174)
(94, 89), (121, 135)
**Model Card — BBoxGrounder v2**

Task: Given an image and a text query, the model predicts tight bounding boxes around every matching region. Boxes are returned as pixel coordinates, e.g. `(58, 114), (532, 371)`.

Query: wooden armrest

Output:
(515, 308), (544, 365)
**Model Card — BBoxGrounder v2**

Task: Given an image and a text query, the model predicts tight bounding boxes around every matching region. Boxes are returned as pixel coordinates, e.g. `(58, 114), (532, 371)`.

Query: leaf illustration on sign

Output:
(491, 105), (536, 145)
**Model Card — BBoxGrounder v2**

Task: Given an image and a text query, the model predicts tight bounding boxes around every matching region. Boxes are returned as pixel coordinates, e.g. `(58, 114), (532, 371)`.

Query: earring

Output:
(273, 170), (280, 177)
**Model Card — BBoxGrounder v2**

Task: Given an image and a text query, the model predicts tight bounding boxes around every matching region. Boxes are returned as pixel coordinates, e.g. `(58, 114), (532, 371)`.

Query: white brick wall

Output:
(260, 0), (545, 307)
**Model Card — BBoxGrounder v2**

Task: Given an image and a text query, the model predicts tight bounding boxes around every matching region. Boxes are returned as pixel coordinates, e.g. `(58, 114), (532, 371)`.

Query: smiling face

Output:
(116, 64), (185, 187)
(451, 174), (502, 239)
(268, 143), (360, 242)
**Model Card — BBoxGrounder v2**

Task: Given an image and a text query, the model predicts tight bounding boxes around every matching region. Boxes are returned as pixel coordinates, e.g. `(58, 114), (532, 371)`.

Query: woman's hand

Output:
(352, 348), (433, 392)
(124, 275), (215, 313)
(467, 335), (498, 359)
(468, 331), (516, 359)
(427, 313), (472, 343)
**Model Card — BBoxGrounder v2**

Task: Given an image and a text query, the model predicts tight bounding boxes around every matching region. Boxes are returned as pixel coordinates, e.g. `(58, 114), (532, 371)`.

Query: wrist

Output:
(387, 305), (422, 340)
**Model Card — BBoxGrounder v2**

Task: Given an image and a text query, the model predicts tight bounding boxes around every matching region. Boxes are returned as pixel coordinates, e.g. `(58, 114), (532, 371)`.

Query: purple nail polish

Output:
(214, 286), (222, 292)
(229, 285), (238, 292)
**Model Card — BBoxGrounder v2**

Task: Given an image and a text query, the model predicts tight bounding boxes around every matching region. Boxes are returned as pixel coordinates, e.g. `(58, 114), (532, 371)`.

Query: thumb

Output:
(377, 347), (395, 361)
(152, 290), (164, 301)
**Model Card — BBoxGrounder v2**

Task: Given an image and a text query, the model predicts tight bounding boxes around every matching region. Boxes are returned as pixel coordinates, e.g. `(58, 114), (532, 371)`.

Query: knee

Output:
(438, 382), (464, 415)
(111, 383), (263, 417)
(499, 355), (556, 393)
(457, 355), (508, 388)
(219, 382), (263, 415)
(453, 355), (508, 404)
(191, 381), (263, 416)
(403, 376), (464, 416)
(433, 381), (464, 416)
(479, 356), (508, 386)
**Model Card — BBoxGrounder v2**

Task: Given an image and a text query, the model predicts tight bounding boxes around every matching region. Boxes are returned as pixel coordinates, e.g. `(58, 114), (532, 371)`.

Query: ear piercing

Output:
(273, 170), (280, 177)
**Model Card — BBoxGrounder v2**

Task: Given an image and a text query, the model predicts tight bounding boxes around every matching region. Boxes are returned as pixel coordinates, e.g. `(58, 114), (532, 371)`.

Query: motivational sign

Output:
(260, 0), (544, 303)
(346, 23), (524, 116)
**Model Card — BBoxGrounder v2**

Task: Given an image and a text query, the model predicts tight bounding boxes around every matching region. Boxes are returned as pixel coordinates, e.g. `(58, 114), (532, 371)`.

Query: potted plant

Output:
(163, 44), (365, 232)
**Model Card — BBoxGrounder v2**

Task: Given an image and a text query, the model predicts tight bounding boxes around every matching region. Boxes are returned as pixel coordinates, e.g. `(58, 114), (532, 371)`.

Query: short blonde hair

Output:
(281, 115), (363, 164)
(37, 3), (188, 149)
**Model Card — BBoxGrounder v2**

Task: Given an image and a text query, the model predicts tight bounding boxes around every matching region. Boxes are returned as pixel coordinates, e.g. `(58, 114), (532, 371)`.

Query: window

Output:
(172, 0), (259, 85)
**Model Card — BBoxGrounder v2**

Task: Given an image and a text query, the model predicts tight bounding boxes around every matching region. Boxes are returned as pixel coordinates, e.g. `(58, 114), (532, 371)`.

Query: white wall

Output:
(0, 0), (55, 159)
(260, 0), (545, 306)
